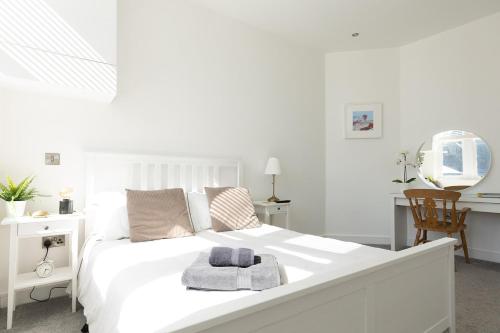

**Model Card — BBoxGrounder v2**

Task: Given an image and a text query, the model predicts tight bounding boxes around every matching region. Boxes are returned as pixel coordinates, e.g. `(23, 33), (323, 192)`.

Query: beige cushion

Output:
(205, 187), (261, 232)
(126, 188), (194, 242)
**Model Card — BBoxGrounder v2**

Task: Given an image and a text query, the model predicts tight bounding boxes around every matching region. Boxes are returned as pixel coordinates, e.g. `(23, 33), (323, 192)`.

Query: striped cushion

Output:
(205, 187), (260, 232)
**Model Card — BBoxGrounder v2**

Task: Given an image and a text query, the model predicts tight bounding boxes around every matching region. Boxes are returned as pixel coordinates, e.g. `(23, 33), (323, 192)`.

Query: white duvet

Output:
(78, 225), (395, 333)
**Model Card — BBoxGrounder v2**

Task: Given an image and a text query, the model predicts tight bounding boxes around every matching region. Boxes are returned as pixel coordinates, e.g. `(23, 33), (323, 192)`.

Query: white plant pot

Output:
(400, 183), (411, 193)
(5, 201), (27, 218)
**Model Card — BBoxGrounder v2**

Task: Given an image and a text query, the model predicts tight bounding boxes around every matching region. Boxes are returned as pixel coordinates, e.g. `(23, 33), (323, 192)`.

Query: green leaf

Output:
(22, 188), (39, 201)
(392, 179), (403, 183)
(0, 182), (9, 193)
(6, 176), (16, 192)
(406, 178), (417, 183)
(13, 176), (34, 200)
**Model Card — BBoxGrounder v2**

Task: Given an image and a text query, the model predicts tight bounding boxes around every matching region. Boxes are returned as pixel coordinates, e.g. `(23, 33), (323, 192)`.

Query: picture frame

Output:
(344, 103), (382, 139)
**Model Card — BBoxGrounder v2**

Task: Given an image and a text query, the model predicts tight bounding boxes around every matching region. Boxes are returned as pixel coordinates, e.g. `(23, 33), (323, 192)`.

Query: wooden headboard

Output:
(84, 152), (241, 238)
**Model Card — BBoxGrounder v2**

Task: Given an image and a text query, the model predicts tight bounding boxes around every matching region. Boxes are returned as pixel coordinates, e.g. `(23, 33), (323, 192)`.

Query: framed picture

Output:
(344, 103), (382, 139)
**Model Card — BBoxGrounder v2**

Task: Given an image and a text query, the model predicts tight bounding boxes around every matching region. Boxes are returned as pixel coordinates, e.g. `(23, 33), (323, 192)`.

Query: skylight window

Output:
(0, 0), (116, 102)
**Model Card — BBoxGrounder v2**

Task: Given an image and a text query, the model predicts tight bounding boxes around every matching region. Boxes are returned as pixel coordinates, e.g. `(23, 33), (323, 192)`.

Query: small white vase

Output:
(5, 201), (27, 218)
(400, 183), (411, 193)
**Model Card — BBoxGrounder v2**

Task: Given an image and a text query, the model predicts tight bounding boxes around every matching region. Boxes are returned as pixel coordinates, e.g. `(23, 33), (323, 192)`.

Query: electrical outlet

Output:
(45, 153), (60, 165)
(42, 235), (65, 248)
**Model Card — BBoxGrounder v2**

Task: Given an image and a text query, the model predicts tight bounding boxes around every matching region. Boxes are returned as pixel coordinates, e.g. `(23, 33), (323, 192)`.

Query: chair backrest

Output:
(404, 189), (461, 231)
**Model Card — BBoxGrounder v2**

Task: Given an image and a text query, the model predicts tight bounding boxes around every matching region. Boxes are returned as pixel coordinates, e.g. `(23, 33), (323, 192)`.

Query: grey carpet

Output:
(0, 297), (85, 333)
(455, 256), (500, 333)
(0, 256), (498, 333)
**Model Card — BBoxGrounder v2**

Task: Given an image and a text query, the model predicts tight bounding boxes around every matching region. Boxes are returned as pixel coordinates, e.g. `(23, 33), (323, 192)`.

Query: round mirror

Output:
(418, 130), (492, 190)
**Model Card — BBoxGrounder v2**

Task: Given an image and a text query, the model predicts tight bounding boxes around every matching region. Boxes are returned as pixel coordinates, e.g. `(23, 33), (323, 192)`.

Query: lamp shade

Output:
(264, 157), (281, 175)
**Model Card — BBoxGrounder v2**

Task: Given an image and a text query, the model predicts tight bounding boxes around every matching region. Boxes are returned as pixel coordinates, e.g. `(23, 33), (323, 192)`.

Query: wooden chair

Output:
(404, 189), (471, 263)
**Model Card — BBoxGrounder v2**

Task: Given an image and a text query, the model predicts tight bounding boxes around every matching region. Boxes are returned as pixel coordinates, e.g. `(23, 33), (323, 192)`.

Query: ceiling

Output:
(193, 0), (500, 52)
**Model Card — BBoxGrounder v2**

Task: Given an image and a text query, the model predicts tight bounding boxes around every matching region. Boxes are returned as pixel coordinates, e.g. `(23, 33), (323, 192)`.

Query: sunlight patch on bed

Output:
(265, 245), (331, 264)
(235, 224), (282, 237)
(206, 231), (243, 241)
(116, 273), (253, 333)
(283, 265), (314, 282)
(91, 238), (219, 300)
(283, 235), (362, 254)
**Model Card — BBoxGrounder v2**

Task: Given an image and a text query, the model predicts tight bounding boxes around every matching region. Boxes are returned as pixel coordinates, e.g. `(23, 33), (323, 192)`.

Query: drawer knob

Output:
(44, 226), (49, 230)
(277, 207), (280, 210)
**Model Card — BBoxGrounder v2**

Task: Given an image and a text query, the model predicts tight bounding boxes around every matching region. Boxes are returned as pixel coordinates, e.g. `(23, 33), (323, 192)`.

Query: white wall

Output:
(325, 12), (500, 261)
(400, 12), (500, 261)
(0, 0), (325, 303)
(325, 48), (400, 244)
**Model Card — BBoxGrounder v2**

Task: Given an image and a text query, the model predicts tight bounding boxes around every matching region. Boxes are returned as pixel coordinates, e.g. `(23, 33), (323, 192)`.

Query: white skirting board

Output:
(0, 291), (6, 308)
(323, 233), (391, 245)
(458, 247), (500, 263)
(326, 233), (500, 263)
(405, 230), (500, 263)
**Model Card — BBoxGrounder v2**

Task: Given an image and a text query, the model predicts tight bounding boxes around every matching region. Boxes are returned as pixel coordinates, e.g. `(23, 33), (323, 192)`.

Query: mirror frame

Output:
(417, 129), (492, 191)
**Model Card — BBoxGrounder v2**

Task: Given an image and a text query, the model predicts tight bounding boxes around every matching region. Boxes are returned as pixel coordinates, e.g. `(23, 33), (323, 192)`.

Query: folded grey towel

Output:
(182, 253), (280, 291)
(209, 247), (255, 268)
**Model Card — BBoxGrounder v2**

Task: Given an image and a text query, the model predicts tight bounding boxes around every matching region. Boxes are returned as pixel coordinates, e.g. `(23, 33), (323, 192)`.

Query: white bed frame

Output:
(84, 152), (456, 333)
(84, 152), (241, 239)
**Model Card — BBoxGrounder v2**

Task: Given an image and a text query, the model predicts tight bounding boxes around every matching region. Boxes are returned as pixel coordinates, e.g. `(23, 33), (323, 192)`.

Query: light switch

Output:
(45, 153), (60, 165)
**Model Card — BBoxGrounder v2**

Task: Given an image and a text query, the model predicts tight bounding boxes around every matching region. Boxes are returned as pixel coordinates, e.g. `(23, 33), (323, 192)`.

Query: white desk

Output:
(390, 193), (500, 251)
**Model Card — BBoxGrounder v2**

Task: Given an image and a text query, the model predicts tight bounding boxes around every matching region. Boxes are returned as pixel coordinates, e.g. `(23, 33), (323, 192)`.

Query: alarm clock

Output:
(35, 259), (54, 278)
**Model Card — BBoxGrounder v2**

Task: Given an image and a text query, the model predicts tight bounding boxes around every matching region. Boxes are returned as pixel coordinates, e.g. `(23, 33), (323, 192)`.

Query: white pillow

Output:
(87, 192), (130, 240)
(187, 192), (211, 232)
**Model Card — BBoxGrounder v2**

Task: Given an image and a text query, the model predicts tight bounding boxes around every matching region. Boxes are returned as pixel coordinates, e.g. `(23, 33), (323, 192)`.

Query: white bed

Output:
(79, 224), (396, 332)
(80, 152), (457, 333)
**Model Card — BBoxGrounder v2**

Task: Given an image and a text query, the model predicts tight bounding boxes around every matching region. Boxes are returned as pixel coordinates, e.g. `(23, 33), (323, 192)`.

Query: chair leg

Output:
(414, 229), (422, 246)
(460, 230), (470, 264)
(422, 230), (428, 243)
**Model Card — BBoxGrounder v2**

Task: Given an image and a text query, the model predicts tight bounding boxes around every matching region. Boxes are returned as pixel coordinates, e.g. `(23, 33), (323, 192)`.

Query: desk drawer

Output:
(267, 205), (288, 214)
(18, 221), (75, 237)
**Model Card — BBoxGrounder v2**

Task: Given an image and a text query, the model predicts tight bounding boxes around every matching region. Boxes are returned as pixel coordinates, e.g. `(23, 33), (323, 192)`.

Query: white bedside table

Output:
(253, 201), (291, 229)
(1, 213), (84, 330)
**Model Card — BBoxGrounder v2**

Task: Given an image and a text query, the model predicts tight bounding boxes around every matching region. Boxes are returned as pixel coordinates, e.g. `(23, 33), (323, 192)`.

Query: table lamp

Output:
(265, 157), (281, 202)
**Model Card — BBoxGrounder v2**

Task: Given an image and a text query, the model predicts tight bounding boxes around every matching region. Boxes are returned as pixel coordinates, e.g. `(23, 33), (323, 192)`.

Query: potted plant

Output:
(392, 145), (425, 192)
(0, 176), (39, 217)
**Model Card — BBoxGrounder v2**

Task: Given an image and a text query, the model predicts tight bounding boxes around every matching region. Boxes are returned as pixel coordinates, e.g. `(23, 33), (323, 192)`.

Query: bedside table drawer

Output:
(17, 220), (75, 237)
(267, 205), (288, 214)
